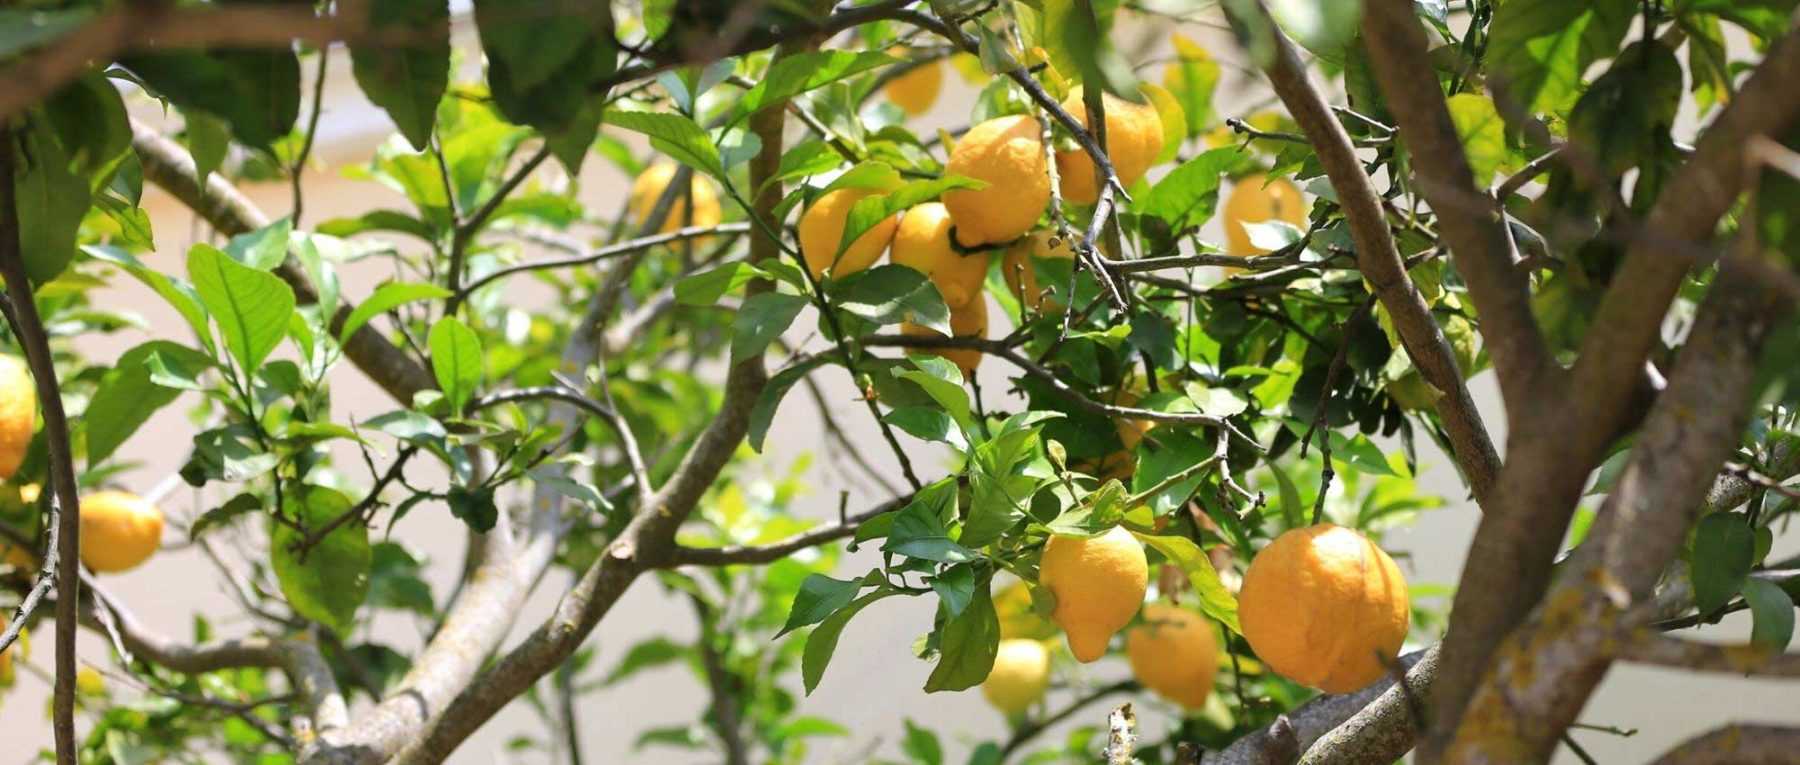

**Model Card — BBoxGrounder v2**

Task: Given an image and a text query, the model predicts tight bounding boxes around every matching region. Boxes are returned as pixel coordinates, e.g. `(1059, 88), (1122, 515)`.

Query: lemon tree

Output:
(0, 0), (1798, 763)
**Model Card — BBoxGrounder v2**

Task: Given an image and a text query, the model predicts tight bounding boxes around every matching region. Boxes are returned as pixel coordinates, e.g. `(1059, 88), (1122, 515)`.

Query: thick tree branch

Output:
(67, 570), (348, 741)
(0, 121), (82, 765)
(1360, 0), (1553, 405)
(1617, 631), (1800, 677)
(301, 129), (722, 765)
(1218, 1), (1499, 502)
(1443, 249), (1794, 763)
(1650, 725), (1800, 765)
(1202, 648), (1433, 765)
(1571, 26), (1800, 451)
(131, 123), (438, 404)
(380, 44), (808, 763)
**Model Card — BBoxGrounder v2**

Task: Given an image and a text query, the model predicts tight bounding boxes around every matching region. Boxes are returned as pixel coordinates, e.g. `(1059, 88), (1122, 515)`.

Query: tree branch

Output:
(1571, 26), (1800, 454)
(1443, 246), (1794, 762)
(72, 572), (347, 740)
(1650, 725), (1800, 765)
(377, 42), (810, 764)
(1206, 3), (1500, 484)
(0, 121), (82, 765)
(1002, 680), (1138, 761)
(862, 333), (1248, 436)
(1202, 647), (1433, 765)
(1617, 631), (1800, 678)
(456, 222), (750, 302)
(1360, 0), (1554, 405)
(665, 495), (908, 567)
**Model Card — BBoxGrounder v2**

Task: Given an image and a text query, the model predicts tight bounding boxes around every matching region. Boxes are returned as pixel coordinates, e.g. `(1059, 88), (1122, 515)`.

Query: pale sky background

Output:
(1, 7), (1795, 764)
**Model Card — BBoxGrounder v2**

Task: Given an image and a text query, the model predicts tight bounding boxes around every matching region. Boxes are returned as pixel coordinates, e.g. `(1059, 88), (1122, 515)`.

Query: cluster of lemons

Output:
(618, 52), (1411, 716)
(981, 523), (1409, 716)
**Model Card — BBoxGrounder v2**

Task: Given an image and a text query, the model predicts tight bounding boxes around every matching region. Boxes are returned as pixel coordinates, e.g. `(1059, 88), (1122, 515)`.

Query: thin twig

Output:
(666, 495), (910, 566)
(1302, 296), (1375, 524)
(290, 47), (329, 227)
(998, 680), (1137, 760)
(456, 222), (750, 302)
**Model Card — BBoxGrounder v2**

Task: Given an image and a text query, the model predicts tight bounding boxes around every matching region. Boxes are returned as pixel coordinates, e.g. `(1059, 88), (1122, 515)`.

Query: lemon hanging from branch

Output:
(1054, 87), (1165, 205)
(1238, 524), (1410, 694)
(0, 355), (37, 481)
(942, 115), (1050, 248)
(799, 188), (899, 279)
(1127, 603), (1220, 708)
(981, 638), (1051, 715)
(80, 490), (165, 574)
(891, 202), (989, 310)
(628, 161), (722, 235)
(1039, 525), (1148, 662)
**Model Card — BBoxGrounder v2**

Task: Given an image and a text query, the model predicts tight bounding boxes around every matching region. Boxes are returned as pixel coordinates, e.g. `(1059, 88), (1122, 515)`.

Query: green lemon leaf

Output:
(271, 486), (371, 635)
(189, 243), (295, 372)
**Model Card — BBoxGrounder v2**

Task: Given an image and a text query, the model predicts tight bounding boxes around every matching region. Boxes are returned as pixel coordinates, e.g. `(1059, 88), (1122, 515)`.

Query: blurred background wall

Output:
(1, 6), (1796, 764)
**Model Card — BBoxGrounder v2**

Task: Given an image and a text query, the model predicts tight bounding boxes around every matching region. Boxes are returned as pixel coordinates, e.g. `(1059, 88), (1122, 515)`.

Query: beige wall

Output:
(2, 13), (1796, 764)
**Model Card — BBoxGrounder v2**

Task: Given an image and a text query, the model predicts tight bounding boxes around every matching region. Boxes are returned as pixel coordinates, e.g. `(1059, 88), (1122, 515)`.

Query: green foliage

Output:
(3, 1), (1794, 762)
(271, 487), (372, 635)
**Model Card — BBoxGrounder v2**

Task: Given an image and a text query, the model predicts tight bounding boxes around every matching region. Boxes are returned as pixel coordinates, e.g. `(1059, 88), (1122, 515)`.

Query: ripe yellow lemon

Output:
(900, 296), (986, 378)
(79, 490), (165, 574)
(943, 115), (1051, 248)
(995, 580), (1059, 640)
(891, 202), (989, 309)
(628, 161), (722, 235)
(1238, 524), (1410, 694)
(884, 55), (943, 116)
(1002, 230), (1078, 314)
(2, 484), (40, 570)
(1055, 88), (1165, 205)
(800, 188), (899, 279)
(1127, 604), (1220, 708)
(982, 638), (1051, 714)
(1223, 174), (1309, 257)
(75, 666), (104, 696)
(0, 355), (36, 481)
(1040, 525), (1148, 662)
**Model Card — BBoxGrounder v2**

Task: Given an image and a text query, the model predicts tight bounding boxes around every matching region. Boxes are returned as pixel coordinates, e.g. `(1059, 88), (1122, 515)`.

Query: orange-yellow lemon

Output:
(900, 296), (987, 378)
(942, 116), (1050, 247)
(884, 55), (943, 116)
(1238, 524), (1410, 694)
(1223, 174), (1309, 257)
(981, 638), (1051, 714)
(799, 188), (899, 279)
(1055, 88), (1165, 205)
(995, 580), (1059, 640)
(1126, 604), (1220, 708)
(79, 490), (165, 574)
(1039, 525), (1148, 662)
(891, 202), (989, 309)
(628, 161), (722, 235)
(0, 355), (35, 480)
